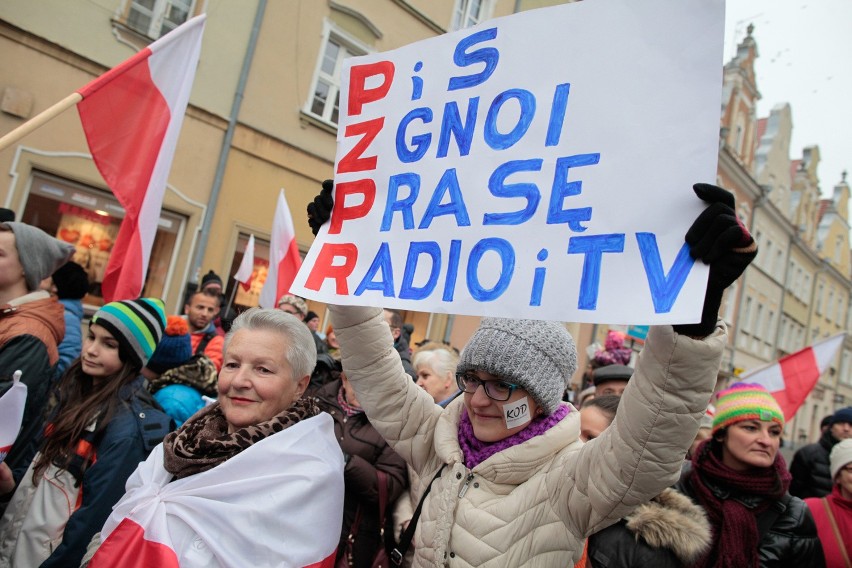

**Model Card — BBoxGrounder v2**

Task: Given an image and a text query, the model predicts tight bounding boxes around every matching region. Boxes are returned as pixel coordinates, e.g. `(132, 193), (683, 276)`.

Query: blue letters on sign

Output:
(419, 169), (471, 229)
(382, 173), (420, 231)
(547, 153), (600, 231)
(483, 159), (543, 226)
(636, 233), (695, 313)
(355, 243), (395, 297)
(545, 83), (570, 147)
(448, 28), (500, 91)
(484, 89), (536, 150)
(437, 98), (479, 158)
(566, 234), (625, 310)
(396, 108), (433, 163)
(400, 242), (442, 300)
(466, 238), (515, 301)
(442, 239), (462, 302)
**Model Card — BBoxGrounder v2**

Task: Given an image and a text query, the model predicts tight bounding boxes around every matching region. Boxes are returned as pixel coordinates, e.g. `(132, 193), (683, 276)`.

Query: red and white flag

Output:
(259, 190), (302, 308)
(742, 333), (846, 420)
(233, 234), (256, 292)
(77, 16), (206, 302)
(0, 371), (27, 463)
(90, 412), (344, 568)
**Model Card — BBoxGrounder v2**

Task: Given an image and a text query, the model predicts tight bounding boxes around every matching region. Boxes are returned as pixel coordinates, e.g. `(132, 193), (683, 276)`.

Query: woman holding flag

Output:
(84, 308), (344, 568)
(308, 182), (759, 566)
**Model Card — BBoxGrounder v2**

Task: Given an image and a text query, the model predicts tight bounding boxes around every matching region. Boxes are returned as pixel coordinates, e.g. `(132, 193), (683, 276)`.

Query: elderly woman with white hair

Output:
(308, 182), (759, 566)
(413, 347), (461, 407)
(84, 308), (344, 568)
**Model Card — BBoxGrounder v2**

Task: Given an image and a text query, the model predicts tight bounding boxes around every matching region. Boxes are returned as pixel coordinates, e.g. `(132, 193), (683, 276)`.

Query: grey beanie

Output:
(2, 222), (75, 291)
(830, 438), (852, 481)
(457, 318), (577, 415)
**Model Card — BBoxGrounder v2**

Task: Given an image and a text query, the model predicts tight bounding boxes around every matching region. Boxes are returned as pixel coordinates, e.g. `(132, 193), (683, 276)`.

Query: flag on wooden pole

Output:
(259, 190), (302, 308)
(233, 234), (256, 292)
(741, 333), (846, 420)
(76, 15), (206, 301)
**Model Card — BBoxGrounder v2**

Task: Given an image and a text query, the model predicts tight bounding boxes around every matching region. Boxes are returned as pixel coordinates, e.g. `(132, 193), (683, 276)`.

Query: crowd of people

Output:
(0, 181), (847, 567)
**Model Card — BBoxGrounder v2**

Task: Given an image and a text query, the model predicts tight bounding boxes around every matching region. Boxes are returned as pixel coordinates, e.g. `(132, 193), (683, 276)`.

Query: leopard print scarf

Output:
(162, 397), (320, 480)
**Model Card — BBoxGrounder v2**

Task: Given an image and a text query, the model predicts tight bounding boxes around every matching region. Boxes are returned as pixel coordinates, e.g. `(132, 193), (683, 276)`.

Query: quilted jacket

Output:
(331, 305), (726, 567)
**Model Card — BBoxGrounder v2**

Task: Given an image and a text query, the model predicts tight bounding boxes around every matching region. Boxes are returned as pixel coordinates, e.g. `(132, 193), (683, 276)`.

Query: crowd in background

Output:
(0, 181), (849, 567)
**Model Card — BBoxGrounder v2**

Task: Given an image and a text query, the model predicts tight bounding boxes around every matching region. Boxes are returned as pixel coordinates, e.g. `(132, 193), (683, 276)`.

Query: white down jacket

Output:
(331, 305), (725, 567)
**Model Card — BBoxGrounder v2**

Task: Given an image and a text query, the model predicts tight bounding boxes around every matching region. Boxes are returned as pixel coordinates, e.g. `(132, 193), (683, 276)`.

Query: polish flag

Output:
(89, 413), (343, 568)
(0, 371), (27, 463)
(77, 16), (206, 302)
(233, 234), (256, 292)
(741, 333), (846, 420)
(259, 190), (302, 308)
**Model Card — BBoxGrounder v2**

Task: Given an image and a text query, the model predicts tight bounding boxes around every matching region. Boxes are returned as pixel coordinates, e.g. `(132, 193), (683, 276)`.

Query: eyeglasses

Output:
(455, 372), (520, 402)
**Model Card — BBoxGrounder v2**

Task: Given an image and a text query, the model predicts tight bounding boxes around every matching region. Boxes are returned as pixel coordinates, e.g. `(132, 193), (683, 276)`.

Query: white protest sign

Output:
(292, 0), (725, 324)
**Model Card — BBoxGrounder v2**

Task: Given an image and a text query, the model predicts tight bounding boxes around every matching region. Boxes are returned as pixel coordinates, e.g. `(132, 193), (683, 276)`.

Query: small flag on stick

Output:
(233, 234), (256, 292)
(259, 190), (302, 308)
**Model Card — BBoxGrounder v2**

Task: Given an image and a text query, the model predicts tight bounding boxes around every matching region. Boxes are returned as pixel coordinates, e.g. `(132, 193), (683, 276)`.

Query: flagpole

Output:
(227, 279), (239, 311)
(0, 92), (82, 152)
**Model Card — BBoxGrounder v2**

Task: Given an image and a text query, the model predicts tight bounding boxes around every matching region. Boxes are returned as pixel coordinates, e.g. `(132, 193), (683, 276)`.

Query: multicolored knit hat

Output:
(712, 382), (784, 434)
(90, 298), (167, 369)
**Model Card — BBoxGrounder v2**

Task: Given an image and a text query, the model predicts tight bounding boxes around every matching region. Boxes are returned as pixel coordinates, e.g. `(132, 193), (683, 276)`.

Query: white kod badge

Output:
(503, 396), (532, 429)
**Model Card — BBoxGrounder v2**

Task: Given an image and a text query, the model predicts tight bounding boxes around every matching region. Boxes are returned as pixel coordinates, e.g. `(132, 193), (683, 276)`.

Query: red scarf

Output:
(688, 438), (791, 568)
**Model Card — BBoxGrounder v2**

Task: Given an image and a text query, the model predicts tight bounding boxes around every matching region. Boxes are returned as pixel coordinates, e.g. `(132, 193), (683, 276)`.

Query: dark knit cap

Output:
(91, 298), (167, 369)
(2, 222), (75, 291)
(457, 318), (577, 415)
(832, 406), (852, 425)
(146, 315), (193, 374)
(593, 364), (634, 386)
(201, 270), (223, 290)
(304, 310), (319, 323)
(52, 261), (89, 300)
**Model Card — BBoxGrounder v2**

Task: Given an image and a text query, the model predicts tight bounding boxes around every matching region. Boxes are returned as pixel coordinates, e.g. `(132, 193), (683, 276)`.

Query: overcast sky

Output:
(723, 0), (851, 197)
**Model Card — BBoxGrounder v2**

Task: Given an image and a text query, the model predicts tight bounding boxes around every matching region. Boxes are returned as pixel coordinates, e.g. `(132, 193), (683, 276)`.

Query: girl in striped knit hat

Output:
(674, 383), (826, 568)
(0, 298), (173, 568)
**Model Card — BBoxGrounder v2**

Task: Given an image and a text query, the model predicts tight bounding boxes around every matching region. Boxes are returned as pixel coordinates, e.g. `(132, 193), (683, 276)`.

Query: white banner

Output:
(292, 0), (725, 324)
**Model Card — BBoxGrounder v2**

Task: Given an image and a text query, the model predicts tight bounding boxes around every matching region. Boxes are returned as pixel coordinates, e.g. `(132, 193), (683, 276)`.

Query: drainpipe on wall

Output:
(186, 0), (267, 299)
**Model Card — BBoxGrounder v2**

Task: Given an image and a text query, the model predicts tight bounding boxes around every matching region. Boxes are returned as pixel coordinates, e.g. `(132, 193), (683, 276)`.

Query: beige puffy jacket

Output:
(331, 305), (725, 567)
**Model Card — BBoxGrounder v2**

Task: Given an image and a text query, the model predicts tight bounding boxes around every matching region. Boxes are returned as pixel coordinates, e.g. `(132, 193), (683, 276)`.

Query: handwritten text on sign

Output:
(292, 0), (725, 324)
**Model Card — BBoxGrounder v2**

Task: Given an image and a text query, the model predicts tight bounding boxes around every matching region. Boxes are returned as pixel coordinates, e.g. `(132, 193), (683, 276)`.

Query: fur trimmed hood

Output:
(623, 488), (712, 566)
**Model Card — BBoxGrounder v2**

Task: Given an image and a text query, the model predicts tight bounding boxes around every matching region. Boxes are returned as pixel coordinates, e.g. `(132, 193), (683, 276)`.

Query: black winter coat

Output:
(588, 488), (712, 568)
(311, 380), (408, 568)
(675, 464), (825, 568)
(789, 430), (836, 499)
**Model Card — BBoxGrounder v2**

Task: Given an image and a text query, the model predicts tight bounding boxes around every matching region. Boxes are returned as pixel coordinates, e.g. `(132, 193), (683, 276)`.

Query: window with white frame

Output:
(306, 27), (367, 126)
(774, 249), (784, 281)
(742, 296), (753, 333)
(826, 289), (834, 322)
(778, 317), (787, 350)
(451, 0), (493, 30)
(125, 0), (194, 39)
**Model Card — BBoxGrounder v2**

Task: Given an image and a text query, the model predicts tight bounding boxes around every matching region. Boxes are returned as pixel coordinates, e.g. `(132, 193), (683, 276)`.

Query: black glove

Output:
(673, 183), (757, 337)
(307, 179), (334, 236)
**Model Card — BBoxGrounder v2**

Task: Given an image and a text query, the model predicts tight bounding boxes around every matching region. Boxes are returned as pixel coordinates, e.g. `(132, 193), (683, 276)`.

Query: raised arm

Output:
(330, 305), (444, 476)
(552, 183), (757, 535)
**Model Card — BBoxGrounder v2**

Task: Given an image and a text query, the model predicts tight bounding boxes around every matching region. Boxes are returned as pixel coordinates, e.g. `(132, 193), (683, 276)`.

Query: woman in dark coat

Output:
(312, 373), (408, 567)
(675, 383), (825, 568)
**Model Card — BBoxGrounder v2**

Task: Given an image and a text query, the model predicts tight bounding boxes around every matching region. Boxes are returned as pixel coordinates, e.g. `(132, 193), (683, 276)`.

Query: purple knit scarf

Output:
(458, 405), (569, 469)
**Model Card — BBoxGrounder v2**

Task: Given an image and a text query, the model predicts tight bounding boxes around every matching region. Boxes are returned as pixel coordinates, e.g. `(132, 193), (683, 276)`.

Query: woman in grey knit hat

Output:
(309, 182), (757, 566)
